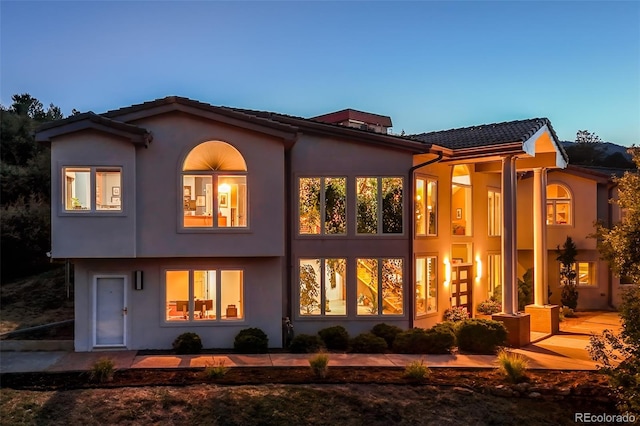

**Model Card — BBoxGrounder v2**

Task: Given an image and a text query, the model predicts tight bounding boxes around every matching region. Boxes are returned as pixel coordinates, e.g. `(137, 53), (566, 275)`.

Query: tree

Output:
(1, 94), (63, 281)
(595, 147), (640, 282)
(589, 148), (640, 414)
(556, 236), (578, 309)
(299, 263), (320, 314)
(575, 129), (602, 144)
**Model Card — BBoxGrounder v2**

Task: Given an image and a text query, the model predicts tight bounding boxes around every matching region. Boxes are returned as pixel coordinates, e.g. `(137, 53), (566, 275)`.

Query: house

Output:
(38, 96), (615, 352)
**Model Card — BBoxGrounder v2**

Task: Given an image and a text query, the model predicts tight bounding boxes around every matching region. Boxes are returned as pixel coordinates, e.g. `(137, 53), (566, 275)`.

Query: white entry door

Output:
(94, 276), (127, 348)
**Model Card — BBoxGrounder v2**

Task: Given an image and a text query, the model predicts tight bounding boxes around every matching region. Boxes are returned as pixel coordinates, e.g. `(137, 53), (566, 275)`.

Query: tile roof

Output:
(411, 118), (561, 150)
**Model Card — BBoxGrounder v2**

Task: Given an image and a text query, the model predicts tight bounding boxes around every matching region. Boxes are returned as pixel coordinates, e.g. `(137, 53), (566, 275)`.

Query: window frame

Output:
(415, 176), (438, 237)
(356, 176), (404, 236)
(181, 171), (248, 230)
(356, 257), (404, 316)
(415, 255), (437, 317)
(451, 165), (472, 236)
(546, 183), (572, 226)
(60, 165), (123, 215)
(163, 268), (245, 325)
(298, 176), (347, 236)
(487, 188), (501, 237)
(297, 258), (348, 317)
(574, 262), (596, 287)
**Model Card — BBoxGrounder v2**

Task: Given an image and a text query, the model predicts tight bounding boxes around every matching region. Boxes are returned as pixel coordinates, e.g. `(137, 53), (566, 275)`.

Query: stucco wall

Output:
(73, 257), (283, 351)
(289, 134), (414, 333)
(133, 113), (286, 257)
(50, 130), (136, 258)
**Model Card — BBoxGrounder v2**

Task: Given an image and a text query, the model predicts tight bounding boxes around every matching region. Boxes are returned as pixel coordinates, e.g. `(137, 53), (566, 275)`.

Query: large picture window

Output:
(356, 177), (403, 234)
(63, 166), (122, 212)
(451, 165), (472, 236)
(546, 183), (571, 225)
(165, 269), (243, 322)
(415, 177), (437, 236)
(182, 141), (247, 228)
(299, 177), (346, 235)
(415, 256), (437, 316)
(356, 258), (403, 315)
(299, 258), (347, 316)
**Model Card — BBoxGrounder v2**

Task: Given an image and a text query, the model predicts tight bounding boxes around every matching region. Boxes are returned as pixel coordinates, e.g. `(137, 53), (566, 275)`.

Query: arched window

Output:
(546, 183), (571, 225)
(451, 165), (472, 236)
(182, 141), (247, 228)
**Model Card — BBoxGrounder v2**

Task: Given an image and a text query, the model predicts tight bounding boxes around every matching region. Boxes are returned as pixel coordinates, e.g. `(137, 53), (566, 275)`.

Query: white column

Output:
(501, 156), (518, 314)
(533, 168), (548, 306)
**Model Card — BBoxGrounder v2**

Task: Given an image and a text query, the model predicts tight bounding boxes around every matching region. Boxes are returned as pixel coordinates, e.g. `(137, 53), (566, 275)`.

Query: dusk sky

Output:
(2, 1), (639, 145)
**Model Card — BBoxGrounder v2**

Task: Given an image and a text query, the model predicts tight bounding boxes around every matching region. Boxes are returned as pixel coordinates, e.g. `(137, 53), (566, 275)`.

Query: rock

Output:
(492, 385), (515, 397)
(528, 392), (542, 399)
(514, 382), (530, 393)
(453, 386), (474, 394)
(556, 388), (571, 396)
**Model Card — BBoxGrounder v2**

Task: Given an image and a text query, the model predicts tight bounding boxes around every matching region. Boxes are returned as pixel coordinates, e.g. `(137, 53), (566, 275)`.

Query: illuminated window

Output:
(546, 183), (572, 225)
(452, 165), (472, 236)
(299, 258), (347, 316)
(299, 177), (346, 235)
(165, 269), (243, 322)
(356, 258), (403, 315)
(415, 177), (437, 236)
(357, 177), (403, 234)
(488, 254), (502, 299)
(416, 256), (437, 316)
(574, 262), (596, 287)
(488, 189), (501, 236)
(63, 167), (122, 212)
(182, 141), (247, 228)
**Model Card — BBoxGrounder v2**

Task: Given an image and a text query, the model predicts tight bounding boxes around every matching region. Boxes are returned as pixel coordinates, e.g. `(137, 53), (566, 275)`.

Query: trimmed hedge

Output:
(172, 332), (203, 354)
(234, 328), (269, 353)
(371, 323), (403, 348)
(318, 326), (350, 351)
(392, 325), (455, 354)
(349, 332), (388, 353)
(289, 334), (324, 353)
(456, 319), (507, 354)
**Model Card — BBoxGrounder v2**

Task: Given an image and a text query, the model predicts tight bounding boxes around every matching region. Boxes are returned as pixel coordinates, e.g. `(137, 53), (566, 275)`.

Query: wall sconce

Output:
(475, 255), (482, 283)
(134, 270), (143, 290)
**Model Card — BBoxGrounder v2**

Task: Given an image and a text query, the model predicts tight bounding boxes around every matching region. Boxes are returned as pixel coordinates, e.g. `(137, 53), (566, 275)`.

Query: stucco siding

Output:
(50, 131), (136, 258)
(73, 257), (283, 351)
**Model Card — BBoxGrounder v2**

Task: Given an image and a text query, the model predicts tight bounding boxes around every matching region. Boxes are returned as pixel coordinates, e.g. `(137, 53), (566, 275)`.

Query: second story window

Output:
(546, 183), (572, 225)
(356, 177), (403, 234)
(63, 167), (122, 212)
(415, 177), (437, 236)
(182, 141), (247, 229)
(298, 177), (346, 235)
(452, 165), (472, 236)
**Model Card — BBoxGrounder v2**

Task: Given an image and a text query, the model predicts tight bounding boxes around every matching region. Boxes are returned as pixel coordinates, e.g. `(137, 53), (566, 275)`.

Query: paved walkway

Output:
(0, 311), (622, 374)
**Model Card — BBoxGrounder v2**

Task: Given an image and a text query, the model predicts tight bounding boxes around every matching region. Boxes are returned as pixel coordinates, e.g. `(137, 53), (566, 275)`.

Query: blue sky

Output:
(2, 1), (639, 145)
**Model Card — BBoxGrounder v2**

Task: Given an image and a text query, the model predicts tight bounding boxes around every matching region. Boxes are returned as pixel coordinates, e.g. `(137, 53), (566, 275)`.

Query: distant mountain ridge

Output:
(561, 141), (632, 160)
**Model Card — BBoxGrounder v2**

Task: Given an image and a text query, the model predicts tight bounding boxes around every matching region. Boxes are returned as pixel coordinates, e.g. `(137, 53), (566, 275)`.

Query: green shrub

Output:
(393, 325), (455, 354)
(456, 319), (507, 354)
(371, 323), (403, 348)
(172, 332), (203, 354)
(90, 357), (115, 383)
(309, 353), (330, 379)
(477, 299), (501, 315)
(318, 325), (349, 351)
(289, 333), (324, 353)
(234, 328), (269, 353)
(497, 349), (529, 383)
(349, 332), (388, 353)
(204, 359), (229, 379)
(403, 360), (430, 382)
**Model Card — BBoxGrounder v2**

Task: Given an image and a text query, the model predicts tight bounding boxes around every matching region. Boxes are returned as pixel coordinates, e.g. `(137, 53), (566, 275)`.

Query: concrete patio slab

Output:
(48, 351), (137, 372)
(0, 351), (67, 373)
